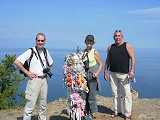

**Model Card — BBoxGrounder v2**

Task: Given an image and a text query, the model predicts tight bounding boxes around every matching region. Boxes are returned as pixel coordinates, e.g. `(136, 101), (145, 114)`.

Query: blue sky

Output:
(0, 0), (160, 49)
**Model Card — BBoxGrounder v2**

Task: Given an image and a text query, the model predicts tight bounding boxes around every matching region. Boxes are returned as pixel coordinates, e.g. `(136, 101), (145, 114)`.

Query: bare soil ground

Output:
(0, 95), (160, 120)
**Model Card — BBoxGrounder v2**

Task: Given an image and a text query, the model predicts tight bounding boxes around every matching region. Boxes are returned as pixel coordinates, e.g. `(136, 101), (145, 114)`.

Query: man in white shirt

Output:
(14, 33), (53, 120)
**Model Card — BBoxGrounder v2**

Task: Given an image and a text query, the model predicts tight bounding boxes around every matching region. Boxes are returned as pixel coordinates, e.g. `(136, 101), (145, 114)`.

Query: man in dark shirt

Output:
(104, 30), (135, 120)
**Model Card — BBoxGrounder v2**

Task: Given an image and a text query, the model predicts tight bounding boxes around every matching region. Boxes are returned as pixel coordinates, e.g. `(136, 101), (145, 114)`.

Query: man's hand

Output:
(27, 72), (37, 79)
(104, 71), (109, 81)
(128, 71), (134, 79)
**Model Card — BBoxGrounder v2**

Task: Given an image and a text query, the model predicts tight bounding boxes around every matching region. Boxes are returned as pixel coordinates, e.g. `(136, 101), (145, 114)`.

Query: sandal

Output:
(125, 116), (132, 120)
(91, 112), (98, 119)
(111, 112), (122, 118)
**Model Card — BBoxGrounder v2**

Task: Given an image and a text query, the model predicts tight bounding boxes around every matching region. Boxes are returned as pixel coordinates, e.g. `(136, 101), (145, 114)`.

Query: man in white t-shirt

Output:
(14, 33), (53, 120)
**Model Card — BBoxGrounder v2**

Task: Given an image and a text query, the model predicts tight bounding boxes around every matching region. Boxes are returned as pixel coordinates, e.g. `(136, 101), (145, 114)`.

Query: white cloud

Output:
(127, 7), (160, 17)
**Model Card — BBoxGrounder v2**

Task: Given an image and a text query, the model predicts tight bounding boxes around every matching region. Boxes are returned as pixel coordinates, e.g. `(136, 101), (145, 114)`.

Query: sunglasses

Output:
(115, 30), (122, 32)
(86, 39), (93, 42)
(37, 40), (44, 42)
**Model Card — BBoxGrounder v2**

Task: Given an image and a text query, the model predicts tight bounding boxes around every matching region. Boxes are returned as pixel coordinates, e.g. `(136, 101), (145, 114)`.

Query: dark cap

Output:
(85, 34), (94, 41)
(85, 34), (95, 44)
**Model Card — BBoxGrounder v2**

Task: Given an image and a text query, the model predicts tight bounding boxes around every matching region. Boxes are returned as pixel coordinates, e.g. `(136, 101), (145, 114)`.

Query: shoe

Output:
(111, 112), (122, 118)
(125, 116), (132, 120)
(91, 112), (98, 119)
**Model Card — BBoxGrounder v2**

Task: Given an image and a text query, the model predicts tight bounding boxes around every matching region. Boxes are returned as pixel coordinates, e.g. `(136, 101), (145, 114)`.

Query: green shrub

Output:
(0, 54), (26, 110)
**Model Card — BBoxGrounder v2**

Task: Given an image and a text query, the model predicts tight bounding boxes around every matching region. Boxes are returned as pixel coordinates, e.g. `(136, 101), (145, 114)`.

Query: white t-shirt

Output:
(17, 47), (53, 76)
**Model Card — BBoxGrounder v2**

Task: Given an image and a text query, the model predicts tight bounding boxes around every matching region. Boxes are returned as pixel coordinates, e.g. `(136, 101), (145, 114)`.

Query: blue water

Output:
(1, 47), (160, 102)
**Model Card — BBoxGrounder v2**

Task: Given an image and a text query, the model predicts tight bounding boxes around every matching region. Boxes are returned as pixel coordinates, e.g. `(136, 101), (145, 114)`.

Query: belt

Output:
(37, 75), (47, 79)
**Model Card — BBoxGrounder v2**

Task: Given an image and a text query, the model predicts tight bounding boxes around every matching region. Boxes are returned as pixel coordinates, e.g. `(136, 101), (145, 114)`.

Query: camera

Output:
(43, 68), (53, 78)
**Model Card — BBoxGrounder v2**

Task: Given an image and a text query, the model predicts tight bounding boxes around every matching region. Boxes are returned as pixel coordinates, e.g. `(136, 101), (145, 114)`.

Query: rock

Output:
(131, 86), (139, 99)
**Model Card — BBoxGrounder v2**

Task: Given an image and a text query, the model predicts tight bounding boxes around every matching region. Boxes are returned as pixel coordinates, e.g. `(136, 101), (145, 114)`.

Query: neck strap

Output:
(35, 46), (45, 68)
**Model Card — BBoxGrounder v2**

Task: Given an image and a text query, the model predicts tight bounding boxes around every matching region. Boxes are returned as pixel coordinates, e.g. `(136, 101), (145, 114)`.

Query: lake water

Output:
(1, 47), (160, 102)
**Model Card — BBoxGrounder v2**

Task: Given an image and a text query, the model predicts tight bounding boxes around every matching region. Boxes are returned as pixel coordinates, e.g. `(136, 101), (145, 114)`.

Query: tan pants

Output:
(109, 71), (132, 117)
(23, 78), (48, 120)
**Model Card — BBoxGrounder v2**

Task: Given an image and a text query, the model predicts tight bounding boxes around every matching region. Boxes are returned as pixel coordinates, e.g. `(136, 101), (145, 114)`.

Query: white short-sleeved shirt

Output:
(17, 47), (53, 76)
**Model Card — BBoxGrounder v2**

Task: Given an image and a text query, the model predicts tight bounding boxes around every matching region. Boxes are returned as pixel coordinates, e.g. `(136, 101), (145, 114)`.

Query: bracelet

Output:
(131, 70), (134, 73)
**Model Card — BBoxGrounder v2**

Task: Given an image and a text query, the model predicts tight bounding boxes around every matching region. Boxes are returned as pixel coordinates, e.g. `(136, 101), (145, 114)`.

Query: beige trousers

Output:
(109, 71), (132, 117)
(23, 78), (48, 120)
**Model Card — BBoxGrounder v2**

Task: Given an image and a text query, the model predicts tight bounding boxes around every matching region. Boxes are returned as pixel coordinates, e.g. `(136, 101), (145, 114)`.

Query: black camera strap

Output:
(82, 49), (90, 72)
(82, 52), (89, 62)
(35, 46), (45, 69)
(43, 48), (50, 67)
(82, 48), (91, 61)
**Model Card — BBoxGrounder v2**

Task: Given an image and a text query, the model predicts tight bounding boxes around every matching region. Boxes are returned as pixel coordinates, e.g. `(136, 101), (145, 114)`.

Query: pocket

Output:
(25, 79), (37, 100)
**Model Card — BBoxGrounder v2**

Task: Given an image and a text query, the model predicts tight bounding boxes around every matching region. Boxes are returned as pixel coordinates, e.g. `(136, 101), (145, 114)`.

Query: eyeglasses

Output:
(37, 40), (44, 42)
(86, 39), (93, 42)
(115, 30), (122, 32)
